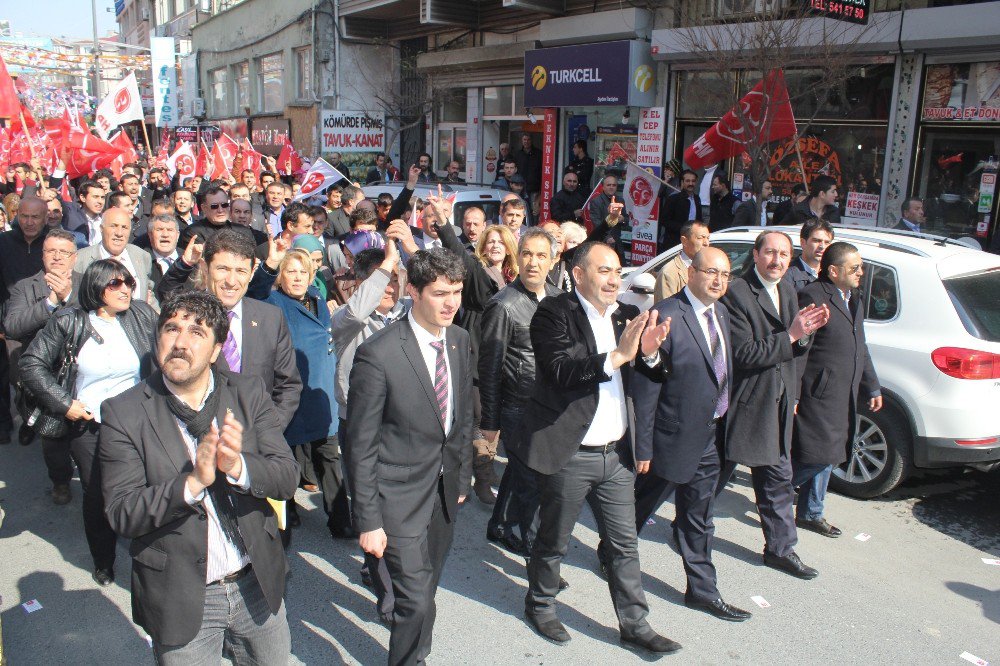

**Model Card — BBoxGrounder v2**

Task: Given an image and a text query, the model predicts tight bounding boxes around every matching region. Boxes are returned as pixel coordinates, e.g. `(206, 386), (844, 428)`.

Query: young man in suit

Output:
(654, 220), (710, 303)
(347, 247), (474, 665)
(631, 247), (752, 623)
(73, 208), (158, 308)
(717, 230), (830, 580)
(658, 169), (702, 253)
(792, 242), (881, 537)
(784, 219), (834, 294)
(522, 242), (679, 654)
(99, 290), (299, 663)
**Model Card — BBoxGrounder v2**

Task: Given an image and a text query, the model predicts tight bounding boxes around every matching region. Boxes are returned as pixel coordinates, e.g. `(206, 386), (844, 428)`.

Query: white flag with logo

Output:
(94, 72), (144, 140)
(293, 158), (350, 202)
(166, 141), (196, 180)
(624, 162), (660, 223)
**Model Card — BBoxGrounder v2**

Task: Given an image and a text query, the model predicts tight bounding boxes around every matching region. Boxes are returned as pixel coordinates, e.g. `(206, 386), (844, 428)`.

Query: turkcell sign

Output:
(524, 40), (656, 108)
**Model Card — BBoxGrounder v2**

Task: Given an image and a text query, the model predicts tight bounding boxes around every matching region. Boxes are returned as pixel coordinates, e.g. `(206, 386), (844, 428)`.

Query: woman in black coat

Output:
(20, 259), (157, 586)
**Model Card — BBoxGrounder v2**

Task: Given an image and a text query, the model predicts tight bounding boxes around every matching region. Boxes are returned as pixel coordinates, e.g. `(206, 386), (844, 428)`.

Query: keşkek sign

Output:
(524, 40), (656, 108)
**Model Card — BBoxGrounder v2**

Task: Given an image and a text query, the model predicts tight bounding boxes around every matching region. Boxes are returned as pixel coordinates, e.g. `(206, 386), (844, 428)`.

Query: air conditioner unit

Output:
(140, 7), (150, 21)
(192, 97), (206, 118)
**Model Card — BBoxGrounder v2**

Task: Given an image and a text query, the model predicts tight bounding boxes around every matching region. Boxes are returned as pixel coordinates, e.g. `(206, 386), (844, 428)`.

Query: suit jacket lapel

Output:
(748, 271), (782, 323)
(823, 280), (853, 324)
(240, 300), (256, 361)
(142, 374), (193, 474)
(399, 322), (445, 434)
(568, 293), (599, 355)
(778, 280), (796, 329)
(445, 326), (463, 434)
(679, 293), (714, 373)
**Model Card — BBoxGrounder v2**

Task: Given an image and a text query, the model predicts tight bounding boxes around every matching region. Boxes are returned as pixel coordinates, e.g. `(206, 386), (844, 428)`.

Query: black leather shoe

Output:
(525, 613), (570, 644)
(685, 597), (752, 622)
(796, 517), (842, 538)
(330, 526), (356, 539)
(558, 577), (569, 591)
(597, 561), (608, 581)
(92, 568), (114, 587)
(18, 424), (34, 446)
(378, 612), (392, 626)
(620, 631), (682, 654)
(360, 567), (373, 588)
(763, 551), (818, 580)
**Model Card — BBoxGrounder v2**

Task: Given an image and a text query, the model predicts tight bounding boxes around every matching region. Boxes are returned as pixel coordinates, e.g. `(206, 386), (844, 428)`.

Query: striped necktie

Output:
(222, 310), (241, 373)
(705, 309), (728, 417)
(430, 340), (448, 426)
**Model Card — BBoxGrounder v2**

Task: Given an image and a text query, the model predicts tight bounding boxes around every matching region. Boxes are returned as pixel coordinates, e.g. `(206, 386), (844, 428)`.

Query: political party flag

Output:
(109, 131), (140, 164)
(684, 69), (797, 170)
(210, 139), (233, 180)
(293, 158), (350, 202)
(166, 141), (196, 180)
(623, 161), (660, 224)
(196, 138), (213, 177)
(240, 138), (264, 180)
(64, 125), (119, 179)
(276, 140), (302, 176)
(94, 72), (144, 140)
(0, 54), (19, 119)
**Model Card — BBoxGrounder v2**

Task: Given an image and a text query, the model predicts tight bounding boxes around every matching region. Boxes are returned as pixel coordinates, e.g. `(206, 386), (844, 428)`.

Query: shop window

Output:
(234, 61), (249, 112)
(257, 53), (283, 113)
(676, 71), (736, 119)
(209, 67), (228, 116)
(776, 65), (894, 122)
(436, 127), (467, 175)
(864, 263), (899, 322)
(295, 48), (312, 100)
(436, 91), (467, 123)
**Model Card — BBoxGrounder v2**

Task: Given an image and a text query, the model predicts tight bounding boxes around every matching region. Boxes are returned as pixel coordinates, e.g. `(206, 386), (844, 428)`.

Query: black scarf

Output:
(164, 370), (245, 557)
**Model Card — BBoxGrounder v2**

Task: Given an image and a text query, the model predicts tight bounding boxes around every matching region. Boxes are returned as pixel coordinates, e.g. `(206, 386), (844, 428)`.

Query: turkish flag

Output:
(109, 131), (140, 164)
(240, 138), (264, 180)
(9, 101), (37, 133)
(196, 138), (213, 177)
(64, 126), (119, 179)
(167, 141), (197, 179)
(684, 69), (797, 170)
(276, 140), (302, 176)
(0, 54), (19, 120)
(211, 139), (233, 180)
(577, 182), (604, 232)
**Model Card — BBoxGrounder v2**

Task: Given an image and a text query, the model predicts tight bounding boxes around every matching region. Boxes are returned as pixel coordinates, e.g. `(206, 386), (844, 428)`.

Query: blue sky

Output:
(4, 0), (118, 41)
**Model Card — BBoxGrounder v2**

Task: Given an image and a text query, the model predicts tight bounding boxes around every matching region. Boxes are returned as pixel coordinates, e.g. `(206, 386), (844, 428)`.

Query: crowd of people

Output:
(0, 148), (881, 664)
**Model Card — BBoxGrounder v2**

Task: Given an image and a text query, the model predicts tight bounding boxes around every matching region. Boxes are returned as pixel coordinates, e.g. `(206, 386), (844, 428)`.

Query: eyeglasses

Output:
(693, 267), (733, 281)
(840, 264), (864, 275)
(43, 249), (76, 258)
(208, 202), (230, 210)
(105, 276), (136, 290)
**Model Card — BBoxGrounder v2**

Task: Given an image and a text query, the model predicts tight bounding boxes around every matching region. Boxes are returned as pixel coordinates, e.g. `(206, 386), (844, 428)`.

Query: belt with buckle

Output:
(211, 563), (251, 586)
(581, 440), (618, 454)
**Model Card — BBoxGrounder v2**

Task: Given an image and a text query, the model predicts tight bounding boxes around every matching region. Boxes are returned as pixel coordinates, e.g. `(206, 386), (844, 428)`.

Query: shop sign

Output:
(978, 170), (996, 214)
(540, 109), (558, 221)
(217, 118), (248, 143)
(805, 0), (871, 25)
(321, 111), (386, 152)
(636, 107), (665, 177)
(524, 40), (656, 108)
(250, 117), (291, 156)
(922, 63), (1000, 122)
(842, 191), (880, 227)
(174, 124), (220, 145)
(769, 136), (842, 198)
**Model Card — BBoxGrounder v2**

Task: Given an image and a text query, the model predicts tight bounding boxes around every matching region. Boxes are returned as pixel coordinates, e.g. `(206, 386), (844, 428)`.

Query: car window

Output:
(943, 269), (1000, 342)
(454, 201), (501, 226)
(864, 263), (899, 321)
(711, 241), (754, 276)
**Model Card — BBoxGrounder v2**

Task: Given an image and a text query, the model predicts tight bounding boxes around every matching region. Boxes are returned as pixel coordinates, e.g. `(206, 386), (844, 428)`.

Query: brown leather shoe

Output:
(52, 484), (72, 505)
(473, 478), (497, 504)
(301, 484), (319, 492)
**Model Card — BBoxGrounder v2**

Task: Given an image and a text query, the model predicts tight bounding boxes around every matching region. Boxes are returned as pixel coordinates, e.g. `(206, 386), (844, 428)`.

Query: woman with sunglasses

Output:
(20, 259), (157, 587)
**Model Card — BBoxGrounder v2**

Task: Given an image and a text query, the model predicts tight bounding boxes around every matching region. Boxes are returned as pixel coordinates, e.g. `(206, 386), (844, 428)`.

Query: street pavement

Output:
(1, 439), (998, 665)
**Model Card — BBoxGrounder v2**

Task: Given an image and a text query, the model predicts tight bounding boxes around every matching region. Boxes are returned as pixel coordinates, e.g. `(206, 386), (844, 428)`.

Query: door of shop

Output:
(915, 127), (1000, 249)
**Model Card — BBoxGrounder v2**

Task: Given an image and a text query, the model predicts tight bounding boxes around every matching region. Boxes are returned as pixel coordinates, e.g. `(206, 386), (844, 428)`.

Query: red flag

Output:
(0, 128), (11, 171)
(9, 101), (37, 133)
(109, 131), (140, 164)
(64, 126), (119, 179)
(241, 138), (263, 180)
(0, 54), (18, 120)
(59, 177), (72, 202)
(684, 69), (797, 170)
(276, 140), (302, 176)
(211, 140), (233, 181)
(109, 153), (124, 180)
(196, 138), (213, 177)
(577, 182), (604, 232)
(215, 133), (239, 166)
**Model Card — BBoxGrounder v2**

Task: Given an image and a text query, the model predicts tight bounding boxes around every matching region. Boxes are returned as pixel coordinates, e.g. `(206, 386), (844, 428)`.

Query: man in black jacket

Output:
(658, 170), (702, 253)
(549, 171), (587, 223)
(0, 197), (50, 445)
(784, 219), (834, 294)
(177, 187), (259, 249)
(717, 230), (830, 580)
(522, 242), (678, 654)
(480, 228), (560, 551)
(708, 173), (739, 232)
(514, 134), (542, 196)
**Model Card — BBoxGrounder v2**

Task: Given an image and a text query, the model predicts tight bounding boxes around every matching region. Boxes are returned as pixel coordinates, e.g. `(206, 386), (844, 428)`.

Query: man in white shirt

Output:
(74, 208), (157, 306)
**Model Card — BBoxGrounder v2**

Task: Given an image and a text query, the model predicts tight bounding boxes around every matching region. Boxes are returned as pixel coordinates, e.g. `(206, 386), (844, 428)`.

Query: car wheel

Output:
(829, 401), (912, 499)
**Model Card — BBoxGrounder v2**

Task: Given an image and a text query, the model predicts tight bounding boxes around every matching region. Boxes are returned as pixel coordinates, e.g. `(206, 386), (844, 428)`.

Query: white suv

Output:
(621, 226), (1000, 498)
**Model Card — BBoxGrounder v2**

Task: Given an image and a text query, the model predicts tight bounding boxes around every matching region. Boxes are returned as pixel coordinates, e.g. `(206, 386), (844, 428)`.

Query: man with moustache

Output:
(659, 170), (702, 252)
(717, 230), (830, 580)
(347, 248), (473, 665)
(522, 242), (678, 654)
(99, 291), (299, 662)
(481, 228), (560, 556)
(630, 247), (752, 622)
(144, 214), (181, 293)
(460, 207), (486, 252)
(792, 242), (881, 537)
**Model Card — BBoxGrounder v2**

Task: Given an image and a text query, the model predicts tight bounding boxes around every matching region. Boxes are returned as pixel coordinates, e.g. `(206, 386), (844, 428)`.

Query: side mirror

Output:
(631, 272), (656, 295)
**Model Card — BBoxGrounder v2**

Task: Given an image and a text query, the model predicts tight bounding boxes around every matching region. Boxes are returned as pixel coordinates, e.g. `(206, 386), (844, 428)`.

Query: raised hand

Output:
(182, 234), (205, 266)
(610, 311), (650, 369)
(640, 309), (671, 357)
(44, 271), (73, 305)
(216, 411), (244, 479)
(789, 303), (830, 342)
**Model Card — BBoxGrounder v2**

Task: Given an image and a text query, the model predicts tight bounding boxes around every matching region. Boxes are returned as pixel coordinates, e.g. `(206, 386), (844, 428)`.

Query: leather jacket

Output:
(18, 302), (158, 417)
(478, 278), (561, 432)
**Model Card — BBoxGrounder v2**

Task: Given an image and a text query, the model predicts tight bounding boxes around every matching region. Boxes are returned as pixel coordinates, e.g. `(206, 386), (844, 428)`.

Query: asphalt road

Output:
(1, 439), (998, 665)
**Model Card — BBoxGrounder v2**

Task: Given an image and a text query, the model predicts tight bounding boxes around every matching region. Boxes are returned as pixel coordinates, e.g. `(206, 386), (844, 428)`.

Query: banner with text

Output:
(842, 191), (880, 227)
(321, 111), (385, 152)
(150, 37), (178, 128)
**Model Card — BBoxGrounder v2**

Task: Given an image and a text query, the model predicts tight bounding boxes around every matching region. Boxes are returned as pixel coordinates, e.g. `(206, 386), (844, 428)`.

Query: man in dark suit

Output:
(144, 214), (181, 294)
(733, 180), (772, 228)
(61, 181), (106, 246)
(522, 242), (679, 654)
(717, 230), (830, 580)
(793, 242), (881, 537)
(784, 218), (834, 294)
(347, 248), (474, 665)
(100, 290), (299, 662)
(366, 152), (392, 185)
(631, 247), (752, 623)
(893, 196), (925, 232)
(156, 229), (302, 431)
(178, 188), (259, 249)
(658, 169), (702, 253)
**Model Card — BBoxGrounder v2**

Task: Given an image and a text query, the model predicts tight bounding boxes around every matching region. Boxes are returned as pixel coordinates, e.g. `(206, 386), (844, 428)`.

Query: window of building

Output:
(234, 61), (249, 112)
(436, 90), (467, 123)
(209, 67), (228, 116)
(483, 85), (525, 117)
(295, 47), (312, 100)
(257, 53), (283, 113)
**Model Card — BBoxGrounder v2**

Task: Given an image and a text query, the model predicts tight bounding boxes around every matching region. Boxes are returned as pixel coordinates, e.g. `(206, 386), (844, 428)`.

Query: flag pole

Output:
(792, 137), (809, 189)
(626, 159), (681, 193)
(18, 109), (38, 160)
(139, 120), (154, 164)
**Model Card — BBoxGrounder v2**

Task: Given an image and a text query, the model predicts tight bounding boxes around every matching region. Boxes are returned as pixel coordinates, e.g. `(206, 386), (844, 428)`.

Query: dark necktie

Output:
(705, 309), (729, 417)
(222, 310), (241, 372)
(430, 340), (448, 426)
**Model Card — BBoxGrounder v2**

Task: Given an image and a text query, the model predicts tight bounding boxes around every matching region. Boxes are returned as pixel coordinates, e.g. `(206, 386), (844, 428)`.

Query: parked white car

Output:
(621, 225), (1000, 497)
(363, 183), (511, 225)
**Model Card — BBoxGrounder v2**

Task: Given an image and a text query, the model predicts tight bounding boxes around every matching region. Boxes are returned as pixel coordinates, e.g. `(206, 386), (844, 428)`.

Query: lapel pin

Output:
(251, 320), (258, 327)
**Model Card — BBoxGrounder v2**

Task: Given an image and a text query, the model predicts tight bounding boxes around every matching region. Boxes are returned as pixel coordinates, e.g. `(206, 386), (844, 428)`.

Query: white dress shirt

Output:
(683, 287), (728, 418)
(576, 290), (627, 446)
(152, 249), (178, 275)
(267, 207), (284, 238)
(687, 195), (697, 221)
(86, 212), (103, 247)
(408, 313), (453, 433)
(679, 251), (693, 268)
(74, 314), (141, 423)
(177, 372), (252, 583)
(754, 267), (781, 315)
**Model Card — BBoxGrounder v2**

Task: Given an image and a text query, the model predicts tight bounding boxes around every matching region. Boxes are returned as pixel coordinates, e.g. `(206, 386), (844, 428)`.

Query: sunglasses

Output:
(106, 276), (136, 290)
(208, 202), (231, 210)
